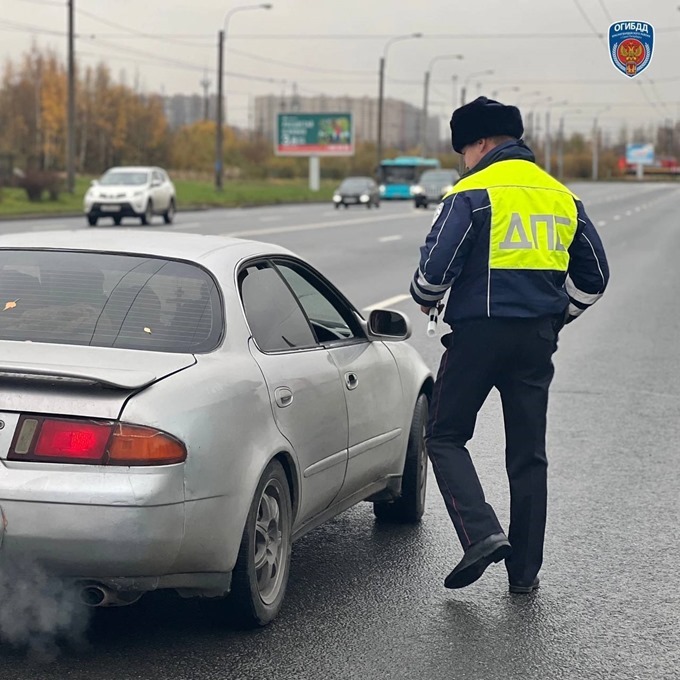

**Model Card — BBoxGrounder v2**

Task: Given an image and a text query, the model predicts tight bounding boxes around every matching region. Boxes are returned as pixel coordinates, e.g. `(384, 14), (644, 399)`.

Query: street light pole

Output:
(459, 69), (494, 107)
(66, 0), (75, 193)
(556, 108), (582, 180)
(376, 33), (422, 168)
(543, 100), (567, 174)
(421, 54), (463, 155)
(215, 3), (272, 191)
(592, 106), (610, 181)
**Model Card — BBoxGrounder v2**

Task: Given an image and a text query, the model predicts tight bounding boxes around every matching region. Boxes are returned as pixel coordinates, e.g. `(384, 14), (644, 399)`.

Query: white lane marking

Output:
(597, 220), (607, 227)
(625, 210), (632, 216)
(226, 212), (416, 238)
(363, 294), (412, 312)
(613, 215), (621, 221)
(260, 216), (282, 222)
(379, 235), (403, 243)
(635, 206), (641, 212)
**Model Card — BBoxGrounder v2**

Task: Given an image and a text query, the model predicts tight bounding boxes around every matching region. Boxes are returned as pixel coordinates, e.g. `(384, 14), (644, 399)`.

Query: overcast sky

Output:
(3, 0), (679, 140)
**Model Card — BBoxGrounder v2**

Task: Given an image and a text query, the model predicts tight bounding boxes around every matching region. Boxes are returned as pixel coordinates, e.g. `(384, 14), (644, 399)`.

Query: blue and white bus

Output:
(378, 156), (441, 200)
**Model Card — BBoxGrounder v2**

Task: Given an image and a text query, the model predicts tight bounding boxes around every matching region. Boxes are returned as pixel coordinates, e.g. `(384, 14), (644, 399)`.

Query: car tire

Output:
(140, 201), (153, 225)
(228, 459), (293, 627)
(334, 203), (340, 209)
(343, 203), (349, 209)
(87, 215), (98, 226)
(375, 200), (380, 209)
(374, 394), (428, 524)
(163, 199), (176, 224)
(113, 216), (122, 226)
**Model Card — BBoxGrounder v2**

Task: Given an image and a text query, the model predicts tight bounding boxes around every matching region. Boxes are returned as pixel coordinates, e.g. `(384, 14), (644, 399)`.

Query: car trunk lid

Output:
(0, 342), (195, 452)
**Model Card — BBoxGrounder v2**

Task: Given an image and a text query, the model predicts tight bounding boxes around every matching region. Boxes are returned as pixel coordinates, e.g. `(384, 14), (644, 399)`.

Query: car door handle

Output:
(274, 387), (294, 408)
(344, 372), (359, 390)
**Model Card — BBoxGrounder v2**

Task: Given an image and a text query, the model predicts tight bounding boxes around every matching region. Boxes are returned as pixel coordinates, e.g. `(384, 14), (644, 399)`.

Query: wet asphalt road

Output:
(1, 182), (679, 679)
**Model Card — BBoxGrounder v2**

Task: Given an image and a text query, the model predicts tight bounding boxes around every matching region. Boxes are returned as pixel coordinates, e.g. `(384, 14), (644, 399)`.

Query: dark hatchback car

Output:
(332, 177), (381, 209)
(413, 169), (460, 208)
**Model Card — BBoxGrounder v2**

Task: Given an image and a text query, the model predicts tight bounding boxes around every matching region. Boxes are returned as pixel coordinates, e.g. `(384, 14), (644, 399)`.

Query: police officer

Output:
(410, 96), (609, 593)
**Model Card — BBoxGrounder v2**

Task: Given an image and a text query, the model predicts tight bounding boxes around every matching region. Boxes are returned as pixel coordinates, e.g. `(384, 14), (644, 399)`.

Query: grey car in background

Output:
(413, 169), (460, 208)
(333, 176), (381, 208)
(0, 230), (432, 627)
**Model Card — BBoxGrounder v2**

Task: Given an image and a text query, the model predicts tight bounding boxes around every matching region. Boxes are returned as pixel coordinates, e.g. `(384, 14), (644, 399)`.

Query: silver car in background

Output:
(0, 230), (432, 627)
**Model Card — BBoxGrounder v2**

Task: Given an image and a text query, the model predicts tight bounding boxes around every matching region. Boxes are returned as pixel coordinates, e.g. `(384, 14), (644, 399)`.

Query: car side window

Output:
(152, 171), (162, 184)
(273, 261), (361, 344)
(239, 262), (317, 352)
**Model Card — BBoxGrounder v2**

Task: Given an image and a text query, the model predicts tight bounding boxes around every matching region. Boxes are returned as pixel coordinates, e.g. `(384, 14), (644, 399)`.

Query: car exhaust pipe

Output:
(80, 584), (111, 607)
(79, 583), (143, 608)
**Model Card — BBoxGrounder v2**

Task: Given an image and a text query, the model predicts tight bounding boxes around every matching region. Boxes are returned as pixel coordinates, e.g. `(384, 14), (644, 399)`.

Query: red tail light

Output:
(34, 420), (112, 461)
(9, 416), (186, 466)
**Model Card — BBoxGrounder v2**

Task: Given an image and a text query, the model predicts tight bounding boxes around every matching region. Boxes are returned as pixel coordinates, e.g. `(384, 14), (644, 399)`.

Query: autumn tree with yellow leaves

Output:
(0, 46), (169, 176)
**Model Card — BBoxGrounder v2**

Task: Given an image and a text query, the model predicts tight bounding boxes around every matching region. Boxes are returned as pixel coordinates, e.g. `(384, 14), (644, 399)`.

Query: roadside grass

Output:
(0, 178), (337, 218)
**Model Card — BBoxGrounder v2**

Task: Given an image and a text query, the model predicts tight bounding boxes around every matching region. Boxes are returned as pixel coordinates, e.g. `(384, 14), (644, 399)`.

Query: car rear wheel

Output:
(140, 201), (153, 225)
(87, 215), (98, 226)
(113, 216), (122, 226)
(374, 394), (428, 523)
(229, 459), (292, 627)
(163, 199), (176, 224)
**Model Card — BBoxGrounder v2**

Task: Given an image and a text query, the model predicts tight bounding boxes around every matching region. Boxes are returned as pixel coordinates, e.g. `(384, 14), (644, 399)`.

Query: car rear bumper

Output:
(0, 499), (184, 576)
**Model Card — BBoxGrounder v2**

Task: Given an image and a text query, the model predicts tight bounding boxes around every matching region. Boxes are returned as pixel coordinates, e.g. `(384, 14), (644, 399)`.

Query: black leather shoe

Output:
(509, 577), (540, 594)
(444, 533), (512, 589)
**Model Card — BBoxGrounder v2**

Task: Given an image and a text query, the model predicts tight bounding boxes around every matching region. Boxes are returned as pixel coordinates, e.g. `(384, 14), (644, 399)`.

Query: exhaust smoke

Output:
(0, 557), (91, 660)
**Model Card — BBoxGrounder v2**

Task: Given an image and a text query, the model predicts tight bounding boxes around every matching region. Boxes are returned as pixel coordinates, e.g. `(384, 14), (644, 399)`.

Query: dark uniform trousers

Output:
(426, 316), (558, 585)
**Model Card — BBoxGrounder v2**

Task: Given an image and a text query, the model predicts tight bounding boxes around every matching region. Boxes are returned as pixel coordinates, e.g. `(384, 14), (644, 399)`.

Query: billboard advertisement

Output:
(276, 113), (353, 156)
(625, 143), (655, 165)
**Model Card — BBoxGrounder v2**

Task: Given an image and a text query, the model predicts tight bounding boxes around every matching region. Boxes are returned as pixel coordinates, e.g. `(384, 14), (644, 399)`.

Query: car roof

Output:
(0, 230), (293, 266)
(103, 166), (161, 173)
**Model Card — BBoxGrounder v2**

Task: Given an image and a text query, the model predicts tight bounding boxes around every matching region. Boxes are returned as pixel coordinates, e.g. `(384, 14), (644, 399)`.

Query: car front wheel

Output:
(229, 459), (293, 627)
(374, 394), (428, 523)
(140, 201), (153, 225)
(163, 199), (176, 224)
(87, 215), (98, 226)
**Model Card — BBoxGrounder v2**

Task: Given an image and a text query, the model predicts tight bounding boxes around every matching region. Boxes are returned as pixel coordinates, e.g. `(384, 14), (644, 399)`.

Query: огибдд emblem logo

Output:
(609, 21), (654, 78)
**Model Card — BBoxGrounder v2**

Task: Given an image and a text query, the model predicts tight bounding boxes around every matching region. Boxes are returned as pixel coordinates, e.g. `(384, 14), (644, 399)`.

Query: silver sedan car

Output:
(0, 230), (432, 627)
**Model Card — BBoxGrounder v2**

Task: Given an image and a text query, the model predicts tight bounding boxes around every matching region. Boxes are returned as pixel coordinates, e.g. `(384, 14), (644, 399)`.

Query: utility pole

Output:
(592, 117), (599, 181)
(200, 74), (211, 120)
(420, 70), (430, 154)
(376, 55), (385, 168)
(67, 0), (75, 193)
(215, 30), (224, 190)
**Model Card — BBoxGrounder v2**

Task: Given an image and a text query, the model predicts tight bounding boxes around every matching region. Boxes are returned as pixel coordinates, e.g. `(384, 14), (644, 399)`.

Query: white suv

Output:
(84, 166), (176, 226)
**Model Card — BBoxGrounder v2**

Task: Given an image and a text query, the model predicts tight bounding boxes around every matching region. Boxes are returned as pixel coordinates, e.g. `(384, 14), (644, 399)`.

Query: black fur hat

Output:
(450, 96), (524, 153)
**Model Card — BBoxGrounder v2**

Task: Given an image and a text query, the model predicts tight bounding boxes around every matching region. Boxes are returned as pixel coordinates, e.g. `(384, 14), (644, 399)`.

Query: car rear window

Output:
(0, 250), (223, 353)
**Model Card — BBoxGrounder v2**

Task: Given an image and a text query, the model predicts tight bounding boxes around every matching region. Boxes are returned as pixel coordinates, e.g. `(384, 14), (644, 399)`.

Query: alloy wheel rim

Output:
(254, 479), (288, 605)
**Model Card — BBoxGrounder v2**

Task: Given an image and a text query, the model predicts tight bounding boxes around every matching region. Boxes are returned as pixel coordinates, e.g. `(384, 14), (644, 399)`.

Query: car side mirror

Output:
(367, 309), (411, 341)
(151, 180), (162, 188)
(90, 179), (99, 187)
